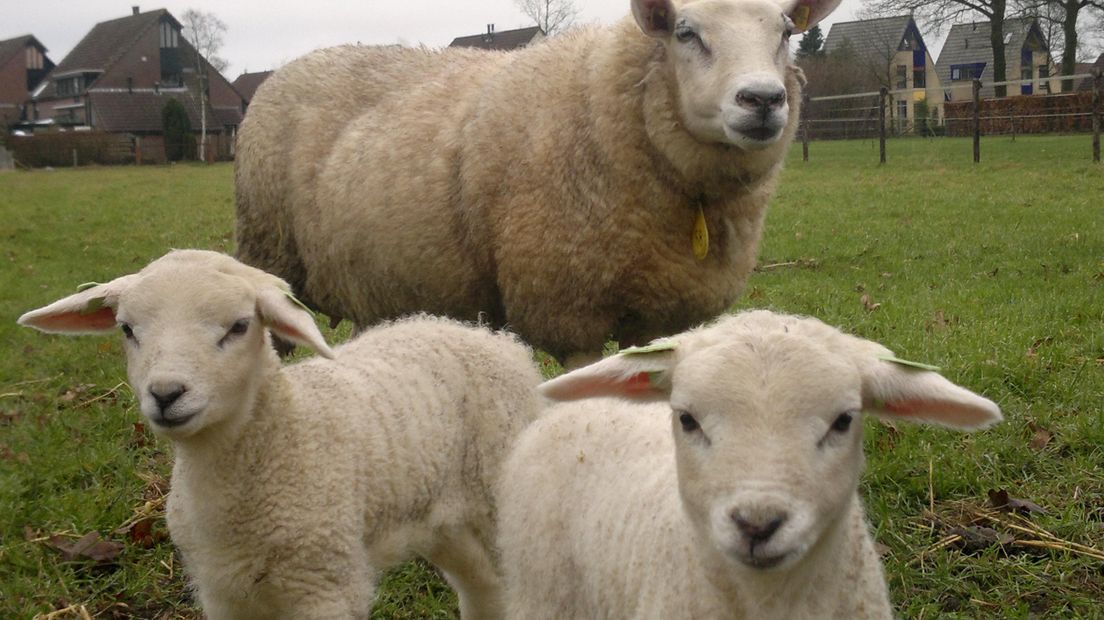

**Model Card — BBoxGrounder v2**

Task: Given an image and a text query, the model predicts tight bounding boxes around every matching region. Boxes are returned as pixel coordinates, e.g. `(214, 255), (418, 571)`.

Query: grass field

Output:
(1, 135), (1101, 618)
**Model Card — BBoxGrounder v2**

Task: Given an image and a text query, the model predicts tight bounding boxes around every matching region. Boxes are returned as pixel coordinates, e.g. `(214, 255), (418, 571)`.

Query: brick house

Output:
(449, 25), (545, 51)
(231, 70), (273, 105)
(0, 35), (53, 127)
(30, 6), (245, 161)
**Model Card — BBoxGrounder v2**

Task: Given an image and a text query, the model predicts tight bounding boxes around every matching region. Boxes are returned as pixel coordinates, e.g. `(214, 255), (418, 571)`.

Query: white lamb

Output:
(18, 249), (542, 620)
(235, 0), (842, 364)
(497, 310), (1002, 618)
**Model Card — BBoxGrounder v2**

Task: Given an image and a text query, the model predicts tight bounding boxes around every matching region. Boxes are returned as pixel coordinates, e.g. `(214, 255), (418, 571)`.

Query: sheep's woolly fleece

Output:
(235, 0), (827, 361)
(18, 250), (543, 619)
(497, 310), (1001, 618)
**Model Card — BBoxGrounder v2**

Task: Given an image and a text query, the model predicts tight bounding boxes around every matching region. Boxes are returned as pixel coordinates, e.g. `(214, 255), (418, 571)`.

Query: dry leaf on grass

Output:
(860, 293), (881, 312)
(44, 531), (124, 564)
(987, 489), (1046, 515)
(1027, 421), (1053, 451)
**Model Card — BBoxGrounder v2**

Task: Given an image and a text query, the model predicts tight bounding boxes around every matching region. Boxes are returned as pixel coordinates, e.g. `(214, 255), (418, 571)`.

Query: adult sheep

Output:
(18, 250), (542, 619)
(498, 311), (1002, 618)
(235, 0), (841, 364)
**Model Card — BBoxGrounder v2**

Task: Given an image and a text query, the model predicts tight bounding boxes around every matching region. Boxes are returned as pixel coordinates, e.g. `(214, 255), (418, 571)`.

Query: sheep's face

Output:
(117, 268), (273, 439)
(636, 0), (799, 150)
(17, 249), (335, 443)
(669, 336), (865, 571)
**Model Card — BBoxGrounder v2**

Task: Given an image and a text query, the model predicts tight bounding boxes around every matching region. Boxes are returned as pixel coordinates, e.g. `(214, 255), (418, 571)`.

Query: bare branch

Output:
(514, 0), (579, 35)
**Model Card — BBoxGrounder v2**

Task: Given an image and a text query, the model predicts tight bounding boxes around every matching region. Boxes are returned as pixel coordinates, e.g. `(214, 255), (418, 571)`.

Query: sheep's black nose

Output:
(733, 512), (787, 543)
(149, 383), (186, 411)
(736, 86), (787, 112)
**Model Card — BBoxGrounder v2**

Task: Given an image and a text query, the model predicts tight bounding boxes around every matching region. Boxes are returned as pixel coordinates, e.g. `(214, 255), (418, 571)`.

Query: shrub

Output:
(161, 98), (194, 161)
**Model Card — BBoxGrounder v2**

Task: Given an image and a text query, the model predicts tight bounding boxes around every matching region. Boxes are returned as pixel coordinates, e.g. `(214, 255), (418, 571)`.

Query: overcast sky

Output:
(7, 0), (871, 79)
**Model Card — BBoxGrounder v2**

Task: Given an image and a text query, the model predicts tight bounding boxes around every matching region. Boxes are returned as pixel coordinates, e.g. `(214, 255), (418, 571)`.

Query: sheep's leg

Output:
(426, 529), (504, 620)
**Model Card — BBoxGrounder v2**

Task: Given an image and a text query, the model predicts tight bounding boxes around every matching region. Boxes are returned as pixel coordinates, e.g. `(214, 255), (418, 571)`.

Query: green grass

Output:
(1, 135), (1101, 618)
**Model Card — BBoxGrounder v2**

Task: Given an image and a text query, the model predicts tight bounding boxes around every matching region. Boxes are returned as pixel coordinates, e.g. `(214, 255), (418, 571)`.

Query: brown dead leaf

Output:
(1027, 421), (1053, 451)
(45, 531), (124, 564)
(123, 517), (166, 548)
(860, 294), (881, 312)
(58, 384), (94, 404)
(949, 525), (1015, 553)
(988, 489), (1046, 516)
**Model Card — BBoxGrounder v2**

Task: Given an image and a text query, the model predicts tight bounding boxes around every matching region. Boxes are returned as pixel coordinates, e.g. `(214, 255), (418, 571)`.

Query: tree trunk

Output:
(990, 0), (1007, 98)
(1061, 0), (1079, 93)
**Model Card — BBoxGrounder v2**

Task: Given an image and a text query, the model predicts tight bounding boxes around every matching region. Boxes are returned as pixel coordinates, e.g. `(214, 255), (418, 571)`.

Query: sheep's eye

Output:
(831, 412), (853, 433)
(120, 323), (135, 340)
(782, 16), (795, 41)
(228, 319), (250, 336)
(219, 319), (250, 347)
(675, 25), (698, 44)
(678, 412), (700, 433)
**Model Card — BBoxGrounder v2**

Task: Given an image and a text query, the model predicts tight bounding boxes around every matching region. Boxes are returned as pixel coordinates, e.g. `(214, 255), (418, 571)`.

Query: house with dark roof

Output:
(0, 35), (53, 127)
(1075, 53), (1103, 91)
(449, 25), (545, 51)
(935, 18), (1059, 101)
(30, 6), (245, 161)
(823, 15), (943, 125)
(232, 70), (273, 104)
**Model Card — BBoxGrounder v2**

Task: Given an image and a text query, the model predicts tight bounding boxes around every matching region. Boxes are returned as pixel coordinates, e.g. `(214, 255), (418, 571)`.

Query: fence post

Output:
(135, 136), (143, 166)
(972, 79), (981, 164)
(72, 148), (78, 168)
(1093, 69), (1101, 164)
(801, 92), (810, 162)
(879, 87), (887, 164)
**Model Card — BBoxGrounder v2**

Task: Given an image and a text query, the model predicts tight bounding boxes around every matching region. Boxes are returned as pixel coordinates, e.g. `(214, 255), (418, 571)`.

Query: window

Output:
(1021, 66), (1032, 81)
(56, 76), (81, 97)
(25, 46), (43, 70)
(914, 68), (926, 88)
(897, 100), (908, 119)
(951, 67), (962, 80)
(895, 65), (908, 89)
(160, 21), (179, 48)
(1038, 65), (1049, 78)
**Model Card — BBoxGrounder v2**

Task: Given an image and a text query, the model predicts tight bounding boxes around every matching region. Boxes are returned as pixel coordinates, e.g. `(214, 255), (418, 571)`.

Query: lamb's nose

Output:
(149, 382), (186, 412)
(736, 86), (787, 112)
(732, 511), (788, 544)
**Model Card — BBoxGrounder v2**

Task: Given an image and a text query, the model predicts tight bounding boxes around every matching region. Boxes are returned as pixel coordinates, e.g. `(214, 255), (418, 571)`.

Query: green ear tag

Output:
(878, 354), (941, 372)
(283, 290), (314, 315)
(77, 282), (103, 292)
(621, 340), (677, 355)
(81, 297), (106, 315)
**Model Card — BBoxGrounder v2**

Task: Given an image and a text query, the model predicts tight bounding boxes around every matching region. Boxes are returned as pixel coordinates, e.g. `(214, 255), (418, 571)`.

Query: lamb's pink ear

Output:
(632, 0), (676, 38)
(17, 275), (139, 334)
(785, 0), (842, 33)
(540, 342), (677, 401)
(255, 287), (335, 359)
(862, 358), (1002, 430)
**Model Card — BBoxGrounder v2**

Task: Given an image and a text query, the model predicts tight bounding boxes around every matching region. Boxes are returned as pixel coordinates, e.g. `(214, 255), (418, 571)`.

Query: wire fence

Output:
(800, 70), (1103, 164)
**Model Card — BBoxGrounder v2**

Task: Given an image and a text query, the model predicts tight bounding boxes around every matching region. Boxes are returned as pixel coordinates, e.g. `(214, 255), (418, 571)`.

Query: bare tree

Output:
(1018, 0), (1104, 91)
(180, 9), (229, 72)
(180, 9), (229, 163)
(514, 0), (579, 35)
(865, 0), (1012, 96)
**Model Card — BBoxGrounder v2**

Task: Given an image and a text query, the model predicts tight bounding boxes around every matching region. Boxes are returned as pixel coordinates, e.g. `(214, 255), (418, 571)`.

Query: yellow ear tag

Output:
(692, 206), (709, 261)
(792, 5), (811, 31)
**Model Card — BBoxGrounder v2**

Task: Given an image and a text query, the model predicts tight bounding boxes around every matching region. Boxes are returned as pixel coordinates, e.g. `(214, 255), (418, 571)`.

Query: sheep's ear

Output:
(785, 0), (842, 33)
(255, 288), (335, 360)
(540, 341), (677, 401)
(861, 357), (1001, 430)
(17, 275), (139, 334)
(632, 0), (676, 38)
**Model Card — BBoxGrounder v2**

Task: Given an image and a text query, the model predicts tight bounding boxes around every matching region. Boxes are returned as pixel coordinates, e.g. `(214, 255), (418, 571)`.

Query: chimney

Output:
(132, 6), (140, 15)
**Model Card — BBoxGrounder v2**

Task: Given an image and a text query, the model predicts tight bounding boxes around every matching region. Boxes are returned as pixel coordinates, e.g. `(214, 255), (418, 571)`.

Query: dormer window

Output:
(26, 46), (44, 70)
(160, 21), (179, 48)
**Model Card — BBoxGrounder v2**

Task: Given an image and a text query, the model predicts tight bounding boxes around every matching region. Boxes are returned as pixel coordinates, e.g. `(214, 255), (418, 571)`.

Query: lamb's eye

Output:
(678, 412), (700, 433)
(831, 412), (853, 433)
(228, 319), (250, 336)
(120, 323), (135, 339)
(219, 319), (250, 347)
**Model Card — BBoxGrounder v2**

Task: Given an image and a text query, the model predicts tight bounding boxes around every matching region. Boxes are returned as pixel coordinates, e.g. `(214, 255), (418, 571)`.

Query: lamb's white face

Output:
(116, 267), (270, 440)
(669, 337), (864, 571)
(655, 0), (798, 150)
